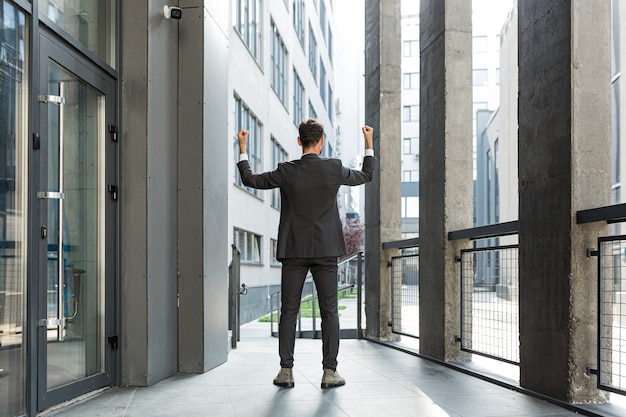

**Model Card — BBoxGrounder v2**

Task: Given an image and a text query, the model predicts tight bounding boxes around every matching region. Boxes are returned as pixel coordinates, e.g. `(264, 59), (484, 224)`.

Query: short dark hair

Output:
(298, 119), (324, 149)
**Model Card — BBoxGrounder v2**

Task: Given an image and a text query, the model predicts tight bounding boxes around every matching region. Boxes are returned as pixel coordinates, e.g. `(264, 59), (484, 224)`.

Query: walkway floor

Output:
(40, 318), (626, 417)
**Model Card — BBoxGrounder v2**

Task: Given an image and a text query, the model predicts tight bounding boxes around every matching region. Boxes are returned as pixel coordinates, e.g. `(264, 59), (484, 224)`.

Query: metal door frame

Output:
(35, 31), (118, 411)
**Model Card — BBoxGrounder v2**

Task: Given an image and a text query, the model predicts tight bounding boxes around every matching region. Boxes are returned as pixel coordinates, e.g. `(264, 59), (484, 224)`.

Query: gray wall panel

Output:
(178, 0), (229, 372)
(145, 0), (179, 385)
(120, 0), (150, 387)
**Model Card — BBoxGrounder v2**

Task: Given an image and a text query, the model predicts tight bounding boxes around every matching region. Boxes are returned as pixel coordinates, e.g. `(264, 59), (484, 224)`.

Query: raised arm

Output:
(237, 129), (248, 155)
(236, 129), (281, 189)
(341, 125), (376, 185)
(362, 125), (373, 151)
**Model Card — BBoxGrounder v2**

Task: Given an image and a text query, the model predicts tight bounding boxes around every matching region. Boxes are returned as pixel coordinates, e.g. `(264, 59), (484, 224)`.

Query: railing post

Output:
(311, 283), (317, 338)
(230, 244), (241, 349)
(357, 251), (363, 339)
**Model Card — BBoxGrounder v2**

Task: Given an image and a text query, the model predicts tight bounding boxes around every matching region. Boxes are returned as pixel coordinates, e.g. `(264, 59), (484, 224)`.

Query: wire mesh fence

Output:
(390, 251), (419, 338)
(599, 236), (626, 395)
(460, 245), (519, 364)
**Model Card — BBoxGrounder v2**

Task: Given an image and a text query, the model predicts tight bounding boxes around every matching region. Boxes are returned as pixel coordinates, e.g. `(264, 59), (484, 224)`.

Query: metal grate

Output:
(460, 245), (519, 364)
(390, 251), (419, 338)
(598, 236), (626, 395)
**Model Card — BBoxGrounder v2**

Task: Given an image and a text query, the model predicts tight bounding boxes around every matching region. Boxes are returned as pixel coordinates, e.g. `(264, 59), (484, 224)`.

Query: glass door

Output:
(37, 34), (116, 410)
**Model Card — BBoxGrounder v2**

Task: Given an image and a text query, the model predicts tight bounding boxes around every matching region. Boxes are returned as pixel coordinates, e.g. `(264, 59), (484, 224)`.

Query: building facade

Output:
(228, 0), (338, 323)
(400, 0), (513, 238)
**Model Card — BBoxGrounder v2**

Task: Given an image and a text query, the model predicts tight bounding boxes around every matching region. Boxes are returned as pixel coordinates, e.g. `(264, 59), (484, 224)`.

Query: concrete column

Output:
(418, 0), (473, 361)
(121, 0), (179, 385)
(518, 0), (610, 403)
(177, 0), (229, 373)
(364, 0), (402, 341)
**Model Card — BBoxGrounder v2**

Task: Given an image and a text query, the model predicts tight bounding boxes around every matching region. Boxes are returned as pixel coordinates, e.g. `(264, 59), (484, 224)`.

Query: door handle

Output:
(39, 318), (63, 327)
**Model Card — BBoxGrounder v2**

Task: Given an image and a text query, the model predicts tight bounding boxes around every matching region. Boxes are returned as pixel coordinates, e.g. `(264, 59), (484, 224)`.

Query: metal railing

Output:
(597, 235), (626, 395)
(385, 222), (521, 365)
(579, 203), (626, 395)
(459, 244), (519, 364)
(269, 252), (364, 339)
(229, 244), (247, 349)
(390, 250), (419, 338)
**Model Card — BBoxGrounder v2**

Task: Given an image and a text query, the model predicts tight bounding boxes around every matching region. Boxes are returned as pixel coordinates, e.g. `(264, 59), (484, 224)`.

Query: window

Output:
(0, 3), (28, 413)
(271, 239), (281, 265)
(271, 22), (288, 104)
(403, 138), (412, 154)
(473, 69), (488, 86)
(473, 36), (488, 53)
(236, 0), (262, 61)
(320, 61), (326, 106)
(293, 0), (305, 46)
(328, 85), (333, 122)
(328, 27), (333, 65)
(494, 139), (500, 223)
(234, 96), (262, 197)
(403, 105), (419, 122)
(234, 228), (262, 264)
(41, 0), (116, 67)
(403, 72), (418, 89)
(293, 69), (305, 126)
(271, 137), (288, 209)
(401, 196), (419, 218)
(320, 0), (326, 40)
(403, 40), (418, 57)
(403, 137), (419, 155)
(403, 170), (419, 182)
(487, 148), (492, 222)
(309, 23), (317, 81)
(309, 100), (317, 119)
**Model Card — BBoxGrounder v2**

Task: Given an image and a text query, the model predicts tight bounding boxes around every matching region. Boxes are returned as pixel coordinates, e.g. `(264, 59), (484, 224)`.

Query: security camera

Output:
(164, 5), (182, 20)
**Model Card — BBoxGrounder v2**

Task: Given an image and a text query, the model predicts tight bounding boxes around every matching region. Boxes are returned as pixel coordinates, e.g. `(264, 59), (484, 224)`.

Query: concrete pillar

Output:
(518, 0), (610, 403)
(364, 0), (402, 341)
(418, 0), (473, 361)
(177, 0), (229, 373)
(121, 0), (179, 385)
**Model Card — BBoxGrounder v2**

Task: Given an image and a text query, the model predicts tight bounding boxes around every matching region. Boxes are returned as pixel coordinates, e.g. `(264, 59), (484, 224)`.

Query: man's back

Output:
(238, 153), (375, 260)
(277, 155), (350, 260)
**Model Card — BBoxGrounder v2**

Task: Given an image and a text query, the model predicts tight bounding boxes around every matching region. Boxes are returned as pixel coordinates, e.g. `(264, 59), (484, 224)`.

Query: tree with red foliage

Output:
(342, 217), (364, 256)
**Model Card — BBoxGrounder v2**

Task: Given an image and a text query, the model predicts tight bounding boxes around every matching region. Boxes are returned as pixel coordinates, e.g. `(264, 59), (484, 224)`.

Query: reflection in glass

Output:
(0, 2), (29, 416)
(45, 63), (105, 390)
(39, 0), (116, 68)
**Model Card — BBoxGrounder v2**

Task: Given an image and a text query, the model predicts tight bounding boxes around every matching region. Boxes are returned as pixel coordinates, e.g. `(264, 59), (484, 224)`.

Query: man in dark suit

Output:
(236, 119), (375, 389)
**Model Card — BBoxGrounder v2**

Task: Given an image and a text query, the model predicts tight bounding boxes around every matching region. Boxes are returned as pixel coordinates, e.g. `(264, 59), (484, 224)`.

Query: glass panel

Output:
(39, 0), (116, 68)
(0, 2), (29, 415)
(45, 62), (105, 389)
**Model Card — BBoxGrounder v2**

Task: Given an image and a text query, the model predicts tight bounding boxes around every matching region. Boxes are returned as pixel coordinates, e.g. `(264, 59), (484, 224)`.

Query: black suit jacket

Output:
(237, 153), (376, 260)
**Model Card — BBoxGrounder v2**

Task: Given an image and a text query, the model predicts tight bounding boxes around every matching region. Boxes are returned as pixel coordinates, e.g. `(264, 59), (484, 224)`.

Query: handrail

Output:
(268, 251), (364, 339)
(448, 220), (519, 241)
(269, 251), (365, 300)
(576, 203), (626, 224)
(382, 237), (419, 250)
(338, 251), (363, 265)
(381, 221), (520, 249)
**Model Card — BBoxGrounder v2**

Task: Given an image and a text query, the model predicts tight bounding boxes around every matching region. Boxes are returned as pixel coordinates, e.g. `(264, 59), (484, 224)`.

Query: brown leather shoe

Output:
(273, 368), (295, 388)
(321, 369), (345, 388)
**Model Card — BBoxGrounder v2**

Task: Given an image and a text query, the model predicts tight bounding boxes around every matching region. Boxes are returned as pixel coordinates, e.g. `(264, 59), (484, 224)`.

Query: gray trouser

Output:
(278, 257), (339, 371)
